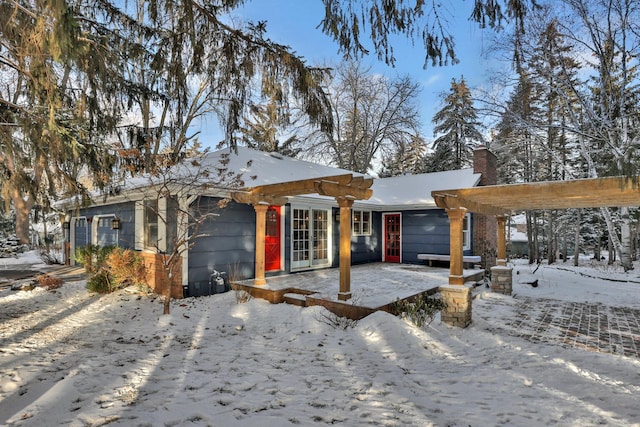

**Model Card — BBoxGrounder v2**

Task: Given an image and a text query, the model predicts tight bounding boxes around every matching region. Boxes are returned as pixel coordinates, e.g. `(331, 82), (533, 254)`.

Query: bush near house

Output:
(74, 245), (114, 274)
(80, 245), (148, 294)
(106, 247), (148, 290)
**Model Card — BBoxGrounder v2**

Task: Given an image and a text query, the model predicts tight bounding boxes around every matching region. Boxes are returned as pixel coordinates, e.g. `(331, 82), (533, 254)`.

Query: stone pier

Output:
(439, 285), (472, 328)
(491, 265), (513, 295)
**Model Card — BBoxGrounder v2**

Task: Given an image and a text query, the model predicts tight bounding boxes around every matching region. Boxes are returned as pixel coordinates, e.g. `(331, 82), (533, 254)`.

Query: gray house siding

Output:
(72, 202), (136, 249)
(402, 210), (450, 264)
(165, 197), (179, 254)
(188, 198), (256, 288)
(401, 209), (473, 264)
(331, 209), (382, 266)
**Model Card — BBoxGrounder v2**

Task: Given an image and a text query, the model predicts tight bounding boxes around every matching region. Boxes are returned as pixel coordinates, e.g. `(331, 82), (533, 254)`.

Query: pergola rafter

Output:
(432, 176), (640, 285)
(231, 173), (373, 299)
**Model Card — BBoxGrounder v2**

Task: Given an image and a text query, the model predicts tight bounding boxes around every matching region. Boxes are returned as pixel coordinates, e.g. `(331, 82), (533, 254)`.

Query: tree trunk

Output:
(11, 187), (33, 245)
(533, 212), (540, 262)
(608, 235), (614, 265)
(526, 211), (535, 264)
(573, 209), (580, 267)
(619, 207), (634, 270)
(547, 210), (556, 264)
(600, 207), (632, 270)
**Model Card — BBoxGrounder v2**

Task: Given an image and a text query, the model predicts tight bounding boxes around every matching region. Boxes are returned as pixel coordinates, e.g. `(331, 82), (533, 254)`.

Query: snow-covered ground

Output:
(1, 252), (639, 426)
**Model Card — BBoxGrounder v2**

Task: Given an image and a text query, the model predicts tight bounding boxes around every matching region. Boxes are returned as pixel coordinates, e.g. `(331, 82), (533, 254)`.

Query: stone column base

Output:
(491, 266), (513, 295)
(439, 285), (472, 328)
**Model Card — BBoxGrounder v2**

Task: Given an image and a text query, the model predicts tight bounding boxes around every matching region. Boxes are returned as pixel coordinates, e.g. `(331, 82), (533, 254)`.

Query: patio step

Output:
(283, 292), (308, 307)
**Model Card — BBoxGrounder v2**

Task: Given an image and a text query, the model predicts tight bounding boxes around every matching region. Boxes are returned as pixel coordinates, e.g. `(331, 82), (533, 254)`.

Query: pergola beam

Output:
(433, 175), (640, 286)
(433, 176), (640, 214)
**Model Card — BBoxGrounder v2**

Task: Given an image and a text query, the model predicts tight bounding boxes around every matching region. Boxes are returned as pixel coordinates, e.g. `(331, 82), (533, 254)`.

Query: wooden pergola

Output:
(232, 174), (373, 300)
(432, 176), (640, 285)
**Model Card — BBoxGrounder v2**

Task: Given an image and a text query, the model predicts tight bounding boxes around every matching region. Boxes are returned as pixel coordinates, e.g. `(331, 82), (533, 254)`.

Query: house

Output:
(61, 146), (497, 299)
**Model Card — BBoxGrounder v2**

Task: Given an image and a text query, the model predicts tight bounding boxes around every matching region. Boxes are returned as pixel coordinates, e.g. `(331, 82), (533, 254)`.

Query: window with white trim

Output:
(463, 214), (471, 250)
(144, 200), (158, 249)
(352, 210), (371, 236)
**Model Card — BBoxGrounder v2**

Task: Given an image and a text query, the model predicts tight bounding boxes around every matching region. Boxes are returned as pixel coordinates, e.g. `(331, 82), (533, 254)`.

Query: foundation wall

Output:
(139, 252), (183, 299)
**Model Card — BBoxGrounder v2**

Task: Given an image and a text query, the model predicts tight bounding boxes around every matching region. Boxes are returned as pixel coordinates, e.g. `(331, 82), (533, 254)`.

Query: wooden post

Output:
(337, 197), (354, 300)
(447, 208), (468, 285)
(496, 215), (507, 266)
(253, 204), (269, 286)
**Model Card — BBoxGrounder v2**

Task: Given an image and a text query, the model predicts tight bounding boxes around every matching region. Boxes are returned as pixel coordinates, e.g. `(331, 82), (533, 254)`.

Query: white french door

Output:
(291, 207), (331, 270)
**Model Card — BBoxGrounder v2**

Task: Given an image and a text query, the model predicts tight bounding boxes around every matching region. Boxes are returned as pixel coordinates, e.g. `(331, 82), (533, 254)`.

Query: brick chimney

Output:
(473, 144), (497, 186)
(472, 145), (498, 268)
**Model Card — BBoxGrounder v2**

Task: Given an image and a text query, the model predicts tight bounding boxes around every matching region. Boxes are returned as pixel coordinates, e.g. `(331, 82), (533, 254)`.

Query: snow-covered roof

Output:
(358, 169), (481, 210)
(58, 147), (483, 209)
(204, 146), (367, 188)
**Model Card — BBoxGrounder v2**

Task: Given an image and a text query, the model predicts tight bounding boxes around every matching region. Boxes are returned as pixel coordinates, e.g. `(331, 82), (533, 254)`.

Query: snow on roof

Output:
(58, 147), (482, 209)
(204, 146), (367, 188)
(359, 169), (481, 209)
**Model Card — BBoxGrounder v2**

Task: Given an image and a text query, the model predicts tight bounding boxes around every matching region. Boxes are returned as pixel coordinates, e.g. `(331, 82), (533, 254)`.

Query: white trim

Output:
(463, 213), (471, 251)
(158, 197), (167, 253)
(69, 216), (87, 266)
(134, 201), (144, 250)
(290, 204), (333, 271)
(91, 214), (119, 246)
(278, 206), (285, 271)
(178, 194), (195, 287)
(352, 209), (372, 236)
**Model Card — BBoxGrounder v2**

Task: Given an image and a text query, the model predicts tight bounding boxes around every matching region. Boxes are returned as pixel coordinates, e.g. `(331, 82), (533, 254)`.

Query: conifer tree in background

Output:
(528, 16), (582, 264)
(378, 135), (428, 177)
(428, 77), (484, 172)
(237, 92), (302, 158)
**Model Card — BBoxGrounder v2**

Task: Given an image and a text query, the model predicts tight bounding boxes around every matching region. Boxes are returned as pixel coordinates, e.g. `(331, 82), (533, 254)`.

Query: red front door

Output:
(265, 206), (281, 271)
(384, 214), (401, 263)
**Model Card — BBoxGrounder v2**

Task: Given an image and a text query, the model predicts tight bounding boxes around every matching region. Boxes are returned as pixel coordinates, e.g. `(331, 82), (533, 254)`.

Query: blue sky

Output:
(201, 1), (505, 146)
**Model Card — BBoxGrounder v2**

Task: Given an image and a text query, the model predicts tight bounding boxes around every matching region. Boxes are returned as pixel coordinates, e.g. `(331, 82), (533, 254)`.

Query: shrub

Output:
(106, 247), (147, 289)
(81, 246), (148, 294)
(75, 245), (115, 273)
(86, 269), (112, 293)
(36, 274), (63, 290)
(389, 293), (446, 328)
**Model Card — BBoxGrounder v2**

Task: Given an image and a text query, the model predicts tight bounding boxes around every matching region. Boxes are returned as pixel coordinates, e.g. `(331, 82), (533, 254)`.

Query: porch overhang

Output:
(230, 173), (374, 299)
(231, 174), (373, 205)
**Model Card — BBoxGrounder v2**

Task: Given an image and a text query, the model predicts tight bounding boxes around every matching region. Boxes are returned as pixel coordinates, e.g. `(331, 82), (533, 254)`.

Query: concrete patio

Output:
(234, 263), (486, 319)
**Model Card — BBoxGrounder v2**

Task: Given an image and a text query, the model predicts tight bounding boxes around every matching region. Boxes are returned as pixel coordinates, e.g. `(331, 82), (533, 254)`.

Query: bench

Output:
(418, 254), (485, 284)
(417, 253), (482, 267)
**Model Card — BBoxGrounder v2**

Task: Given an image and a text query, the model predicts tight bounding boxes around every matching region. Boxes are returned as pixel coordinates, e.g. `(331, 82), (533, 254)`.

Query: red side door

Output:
(384, 214), (401, 263)
(265, 206), (281, 271)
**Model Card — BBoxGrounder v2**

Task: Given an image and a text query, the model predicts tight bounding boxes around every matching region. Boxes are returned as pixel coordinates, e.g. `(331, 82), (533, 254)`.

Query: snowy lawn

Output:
(1, 252), (639, 426)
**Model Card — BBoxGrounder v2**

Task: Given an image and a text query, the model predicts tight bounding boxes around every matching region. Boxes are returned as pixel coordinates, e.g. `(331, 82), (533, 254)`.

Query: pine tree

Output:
(238, 93), (302, 157)
(378, 135), (428, 177)
(527, 17), (582, 263)
(430, 77), (484, 171)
